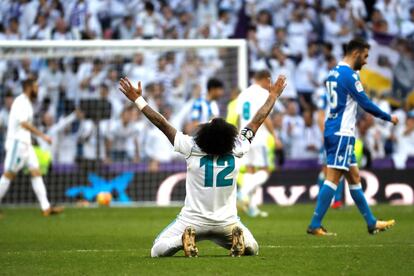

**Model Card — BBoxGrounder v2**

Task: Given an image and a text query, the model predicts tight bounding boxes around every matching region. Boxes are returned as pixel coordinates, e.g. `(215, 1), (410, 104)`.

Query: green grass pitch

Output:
(0, 204), (413, 275)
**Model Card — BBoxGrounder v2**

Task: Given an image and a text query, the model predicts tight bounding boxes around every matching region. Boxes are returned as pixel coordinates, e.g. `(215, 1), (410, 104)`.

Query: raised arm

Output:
(119, 77), (177, 145)
(243, 75), (287, 139)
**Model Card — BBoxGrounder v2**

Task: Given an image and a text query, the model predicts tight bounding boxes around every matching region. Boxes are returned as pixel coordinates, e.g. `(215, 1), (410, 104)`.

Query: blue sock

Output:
(349, 183), (377, 228)
(310, 181), (336, 229)
(334, 178), (344, 202)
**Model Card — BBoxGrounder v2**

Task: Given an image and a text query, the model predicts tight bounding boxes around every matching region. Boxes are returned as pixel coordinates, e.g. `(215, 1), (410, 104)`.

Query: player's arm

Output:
(346, 75), (398, 125)
(243, 75), (287, 141)
(119, 77), (177, 145)
(20, 122), (52, 144)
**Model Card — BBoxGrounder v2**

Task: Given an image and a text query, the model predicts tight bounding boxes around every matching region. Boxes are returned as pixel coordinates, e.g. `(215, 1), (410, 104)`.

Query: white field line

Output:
(2, 244), (413, 255)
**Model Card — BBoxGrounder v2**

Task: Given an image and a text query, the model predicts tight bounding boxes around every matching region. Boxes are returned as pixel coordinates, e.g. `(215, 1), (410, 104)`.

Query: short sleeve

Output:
(233, 135), (251, 158)
(174, 131), (194, 157)
(13, 100), (30, 123)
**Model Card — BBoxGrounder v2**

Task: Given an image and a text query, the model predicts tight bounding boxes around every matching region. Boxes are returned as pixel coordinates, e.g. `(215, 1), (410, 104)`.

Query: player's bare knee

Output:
(30, 169), (41, 177)
(3, 171), (16, 180)
(245, 240), (259, 256)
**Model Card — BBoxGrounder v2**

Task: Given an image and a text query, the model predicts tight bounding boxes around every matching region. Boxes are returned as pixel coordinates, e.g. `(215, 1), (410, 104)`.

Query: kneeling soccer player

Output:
(119, 75), (286, 257)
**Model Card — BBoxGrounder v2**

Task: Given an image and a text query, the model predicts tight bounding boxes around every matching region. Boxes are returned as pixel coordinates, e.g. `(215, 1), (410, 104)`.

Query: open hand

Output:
(269, 75), (287, 98)
(43, 135), (52, 145)
(119, 77), (142, 102)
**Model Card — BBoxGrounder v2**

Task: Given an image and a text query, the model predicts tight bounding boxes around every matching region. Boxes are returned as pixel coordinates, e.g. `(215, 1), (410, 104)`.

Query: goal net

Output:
(0, 39), (247, 206)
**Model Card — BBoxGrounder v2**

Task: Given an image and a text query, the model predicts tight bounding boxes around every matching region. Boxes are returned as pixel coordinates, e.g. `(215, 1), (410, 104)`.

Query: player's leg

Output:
(344, 163), (395, 234)
(27, 146), (56, 215)
(151, 219), (199, 257)
(308, 135), (350, 235)
(0, 172), (15, 202)
(332, 177), (344, 209)
(210, 222), (259, 257)
(0, 141), (25, 202)
(308, 167), (342, 235)
(243, 145), (270, 217)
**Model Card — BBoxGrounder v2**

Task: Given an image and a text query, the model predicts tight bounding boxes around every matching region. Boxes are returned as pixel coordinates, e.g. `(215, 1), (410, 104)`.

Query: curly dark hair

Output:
(194, 118), (238, 156)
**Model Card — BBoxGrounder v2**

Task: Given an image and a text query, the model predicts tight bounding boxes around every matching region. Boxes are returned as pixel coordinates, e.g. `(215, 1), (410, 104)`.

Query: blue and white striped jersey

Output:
(190, 98), (219, 123)
(324, 61), (391, 137)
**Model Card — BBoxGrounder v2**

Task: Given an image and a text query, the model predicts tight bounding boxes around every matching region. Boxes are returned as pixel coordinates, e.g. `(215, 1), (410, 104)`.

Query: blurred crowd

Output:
(1, 0), (414, 169)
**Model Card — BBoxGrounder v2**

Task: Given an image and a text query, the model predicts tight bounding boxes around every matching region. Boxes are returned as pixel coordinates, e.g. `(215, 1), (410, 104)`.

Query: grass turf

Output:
(0, 204), (413, 275)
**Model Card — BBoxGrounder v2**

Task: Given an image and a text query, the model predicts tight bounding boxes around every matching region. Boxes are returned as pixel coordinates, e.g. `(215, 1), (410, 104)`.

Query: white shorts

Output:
(242, 144), (269, 168)
(3, 140), (39, 173)
(151, 217), (258, 257)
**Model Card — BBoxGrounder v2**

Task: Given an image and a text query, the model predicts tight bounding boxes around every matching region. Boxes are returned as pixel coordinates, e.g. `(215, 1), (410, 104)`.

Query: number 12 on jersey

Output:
(200, 155), (235, 187)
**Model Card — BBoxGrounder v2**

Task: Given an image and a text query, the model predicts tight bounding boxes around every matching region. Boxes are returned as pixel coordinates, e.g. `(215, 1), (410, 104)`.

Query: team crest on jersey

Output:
(355, 81), (364, 92)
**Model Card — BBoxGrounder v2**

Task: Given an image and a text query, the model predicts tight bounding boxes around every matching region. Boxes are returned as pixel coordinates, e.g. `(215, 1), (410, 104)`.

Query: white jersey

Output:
(237, 84), (270, 146)
(174, 131), (250, 226)
(5, 94), (33, 149)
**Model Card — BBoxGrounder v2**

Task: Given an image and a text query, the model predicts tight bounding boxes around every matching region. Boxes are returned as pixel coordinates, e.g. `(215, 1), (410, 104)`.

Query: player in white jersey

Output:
(237, 70), (279, 217)
(119, 75), (286, 257)
(0, 79), (63, 216)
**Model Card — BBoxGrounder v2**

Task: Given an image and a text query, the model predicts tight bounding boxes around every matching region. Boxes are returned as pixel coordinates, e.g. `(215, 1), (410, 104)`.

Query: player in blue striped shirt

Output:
(307, 38), (399, 236)
(188, 79), (224, 133)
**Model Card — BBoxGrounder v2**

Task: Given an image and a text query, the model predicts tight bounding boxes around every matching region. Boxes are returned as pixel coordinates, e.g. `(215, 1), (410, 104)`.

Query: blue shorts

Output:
(325, 134), (357, 171)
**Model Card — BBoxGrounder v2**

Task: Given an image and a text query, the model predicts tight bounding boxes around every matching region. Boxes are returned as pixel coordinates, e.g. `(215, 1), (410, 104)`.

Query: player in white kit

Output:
(237, 70), (279, 217)
(0, 79), (63, 216)
(119, 75), (286, 257)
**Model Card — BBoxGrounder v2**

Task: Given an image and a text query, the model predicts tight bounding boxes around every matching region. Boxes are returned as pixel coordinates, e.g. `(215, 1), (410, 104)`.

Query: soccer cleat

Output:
(230, 226), (245, 257)
(331, 201), (343, 209)
(368, 219), (395, 235)
(182, 226), (198, 257)
(42, 206), (64, 217)
(307, 226), (337, 236)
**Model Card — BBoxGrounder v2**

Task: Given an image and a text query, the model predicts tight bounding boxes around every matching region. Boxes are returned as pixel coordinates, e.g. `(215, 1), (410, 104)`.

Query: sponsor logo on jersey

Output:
(355, 81), (364, 92)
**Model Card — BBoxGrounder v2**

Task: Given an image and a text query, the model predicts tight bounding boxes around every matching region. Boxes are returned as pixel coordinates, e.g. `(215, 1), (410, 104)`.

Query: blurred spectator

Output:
(29, 13), (51, 40)
(393, 110), (414, 169)
(268, 46), (297, 99)
(108, 105), (140, 162)
(281, 100), (304, 158)
(144, 105), (176, 172)
(6, 17), (21, 40)
(287, 9), (313, 57)
(295, 42), (319, 110)
(136, 1), (162, 39)
(290, 109), (322, 159)
(52, 17), (75, 40)
(196, 0), (218, 28)
(323, 6), (351, 59)
(117, 15), (136, 40)
(374, 0), (401, 35)
(0, 92), (14, 160)
(255, 10), (275, 56)
(210, 9), (234, 38)
(401, 7), (414, 39)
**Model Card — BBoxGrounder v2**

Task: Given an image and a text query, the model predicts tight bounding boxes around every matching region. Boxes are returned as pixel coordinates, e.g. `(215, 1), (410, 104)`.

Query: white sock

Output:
(0, 175), (11, 202)
(244, 170), (269, 196)
(240, 173), (254, 198)
(31, 177), (51, 211)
